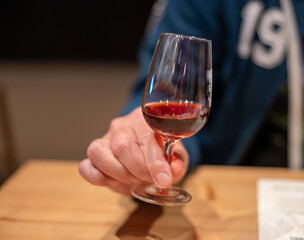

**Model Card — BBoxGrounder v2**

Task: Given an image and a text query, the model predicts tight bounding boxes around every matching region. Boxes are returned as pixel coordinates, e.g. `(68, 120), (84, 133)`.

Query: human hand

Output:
(78, 106), (189, 196)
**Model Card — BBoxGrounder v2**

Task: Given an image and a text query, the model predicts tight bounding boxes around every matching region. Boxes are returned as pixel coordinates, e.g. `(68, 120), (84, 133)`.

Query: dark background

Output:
(0, 0), (157, 183)
(0, 0), (156, 60)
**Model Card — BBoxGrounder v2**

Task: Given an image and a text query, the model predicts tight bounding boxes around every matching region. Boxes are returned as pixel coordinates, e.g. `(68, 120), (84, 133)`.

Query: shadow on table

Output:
(108, 198), (197, 240)
(116, 199), (163, 240)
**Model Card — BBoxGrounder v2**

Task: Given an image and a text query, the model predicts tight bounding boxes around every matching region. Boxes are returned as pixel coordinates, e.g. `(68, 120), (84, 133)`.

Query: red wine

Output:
(142, 101), (209, 141)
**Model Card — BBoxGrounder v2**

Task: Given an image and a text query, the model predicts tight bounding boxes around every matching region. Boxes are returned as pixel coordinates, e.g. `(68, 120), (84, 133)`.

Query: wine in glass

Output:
(131, 32), (212, 206)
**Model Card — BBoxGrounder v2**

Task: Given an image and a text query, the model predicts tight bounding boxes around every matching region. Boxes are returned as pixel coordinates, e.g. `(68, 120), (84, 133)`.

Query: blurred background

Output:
(0, 0), (156, 183)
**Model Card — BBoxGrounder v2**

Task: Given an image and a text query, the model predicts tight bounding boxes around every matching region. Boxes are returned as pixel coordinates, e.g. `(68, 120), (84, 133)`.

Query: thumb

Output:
(130, 107), (173, 188)
(142, 133), (173, 188)
(135, 129), (173, 188)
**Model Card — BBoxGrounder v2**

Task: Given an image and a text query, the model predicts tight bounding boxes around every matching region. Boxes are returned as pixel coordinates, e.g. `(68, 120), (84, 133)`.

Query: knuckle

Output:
(111, 132), (129, 157)
(86, 139), (105, 160)
(109, 117), (122, 131)
(87, 140), (98, 160)
(139, 132), (155, 147)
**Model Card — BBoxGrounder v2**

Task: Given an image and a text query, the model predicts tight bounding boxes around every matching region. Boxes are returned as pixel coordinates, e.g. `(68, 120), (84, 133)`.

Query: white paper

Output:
(257, 178), (304, 240)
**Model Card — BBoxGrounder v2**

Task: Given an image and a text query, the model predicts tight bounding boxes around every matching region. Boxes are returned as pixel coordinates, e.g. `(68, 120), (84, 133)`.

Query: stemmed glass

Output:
(131, 33), (212, 206)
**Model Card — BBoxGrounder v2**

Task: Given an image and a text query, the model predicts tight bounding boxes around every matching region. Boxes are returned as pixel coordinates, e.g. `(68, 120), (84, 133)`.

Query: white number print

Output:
(238, 1), (287, 69)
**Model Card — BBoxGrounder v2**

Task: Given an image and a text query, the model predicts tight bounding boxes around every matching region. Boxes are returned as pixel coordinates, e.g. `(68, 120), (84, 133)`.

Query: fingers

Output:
(110, 127), (152, 183)
(79, 106), (189, 196)
(79, 158), (108, 185)
(78, 158), (132, 196)
(86, 137), (136, 185)
(170, 141), (189, 183)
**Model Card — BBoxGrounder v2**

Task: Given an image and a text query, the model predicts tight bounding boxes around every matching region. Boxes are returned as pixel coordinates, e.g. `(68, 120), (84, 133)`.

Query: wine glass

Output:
(131, 32), (212, 206)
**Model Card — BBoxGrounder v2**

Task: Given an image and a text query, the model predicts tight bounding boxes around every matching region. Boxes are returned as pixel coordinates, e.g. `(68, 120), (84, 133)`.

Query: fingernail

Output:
(155, 172), (170, 188)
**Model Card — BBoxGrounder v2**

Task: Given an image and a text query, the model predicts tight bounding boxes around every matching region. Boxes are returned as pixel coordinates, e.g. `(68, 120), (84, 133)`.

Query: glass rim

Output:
(161, 32), (212, 43)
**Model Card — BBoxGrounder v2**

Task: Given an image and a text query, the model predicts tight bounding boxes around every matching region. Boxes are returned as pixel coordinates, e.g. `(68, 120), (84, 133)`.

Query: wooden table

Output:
(0, 160), (303, 240)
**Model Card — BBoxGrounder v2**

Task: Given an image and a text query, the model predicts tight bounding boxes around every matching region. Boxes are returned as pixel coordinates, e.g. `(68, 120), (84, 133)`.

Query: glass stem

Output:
(163, 140), (175, 165)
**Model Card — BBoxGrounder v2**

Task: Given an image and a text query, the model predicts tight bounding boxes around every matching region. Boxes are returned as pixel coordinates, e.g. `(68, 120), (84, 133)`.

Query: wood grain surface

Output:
(0, 159), (303, 240)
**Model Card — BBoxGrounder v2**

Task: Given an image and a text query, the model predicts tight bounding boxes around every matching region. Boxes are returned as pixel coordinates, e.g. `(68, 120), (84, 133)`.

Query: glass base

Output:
(131, 182), (191, 206)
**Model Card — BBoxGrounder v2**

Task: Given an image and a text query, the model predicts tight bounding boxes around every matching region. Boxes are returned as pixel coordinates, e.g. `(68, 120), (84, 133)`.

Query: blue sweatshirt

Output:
(123, 0), (304, 168)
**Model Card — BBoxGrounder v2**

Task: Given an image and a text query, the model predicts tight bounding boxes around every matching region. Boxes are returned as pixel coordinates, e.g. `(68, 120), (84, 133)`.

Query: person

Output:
(79, 0), (304, 196)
